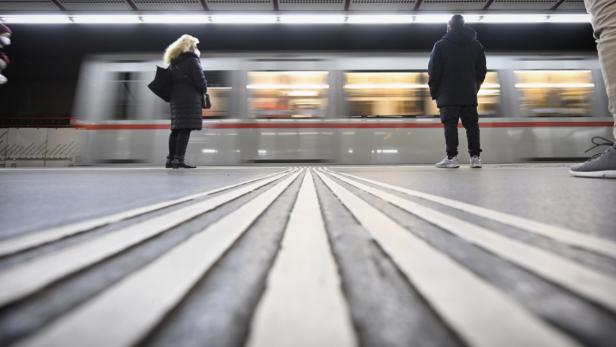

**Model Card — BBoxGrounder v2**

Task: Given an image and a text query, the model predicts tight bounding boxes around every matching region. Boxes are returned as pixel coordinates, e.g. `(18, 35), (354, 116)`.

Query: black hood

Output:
(443, 27), (477, 45)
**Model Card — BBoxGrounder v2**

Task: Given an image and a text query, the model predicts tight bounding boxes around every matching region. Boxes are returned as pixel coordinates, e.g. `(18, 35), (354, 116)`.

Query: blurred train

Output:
(72, 52), (613, 165)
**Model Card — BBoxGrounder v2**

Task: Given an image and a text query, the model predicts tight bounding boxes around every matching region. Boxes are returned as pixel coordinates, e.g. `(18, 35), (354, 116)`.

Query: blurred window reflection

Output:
(203, 71), (231, 118)
(477, 72), (500, 116)
(247, 71), (329, 118)
(345, 72), (427, 117)
(345, 71), (500, 117)
(112, 72), (139, 120)
(515, 70), (594, 117)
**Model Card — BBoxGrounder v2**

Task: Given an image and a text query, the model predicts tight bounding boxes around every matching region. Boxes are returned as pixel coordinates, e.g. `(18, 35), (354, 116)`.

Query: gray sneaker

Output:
(570, 145), (616, 178)
(436, 156), (460, 168)
(470, 156), (482, 168)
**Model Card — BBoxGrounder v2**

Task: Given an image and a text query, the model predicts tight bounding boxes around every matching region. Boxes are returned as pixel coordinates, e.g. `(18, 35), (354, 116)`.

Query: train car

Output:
(72, 52), (613, 165)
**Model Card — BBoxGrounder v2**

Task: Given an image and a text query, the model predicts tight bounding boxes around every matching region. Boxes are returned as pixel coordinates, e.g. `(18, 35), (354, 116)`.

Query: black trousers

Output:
(440, 106), (482, 158)
(167, 129), (192, 161)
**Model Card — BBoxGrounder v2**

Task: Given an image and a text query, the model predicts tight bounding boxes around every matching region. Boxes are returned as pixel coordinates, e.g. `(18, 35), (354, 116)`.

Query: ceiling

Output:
(0, 0), (587, 13)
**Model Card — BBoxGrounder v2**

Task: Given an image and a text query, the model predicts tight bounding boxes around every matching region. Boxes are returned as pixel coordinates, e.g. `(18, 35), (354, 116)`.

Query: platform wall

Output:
(0, 128), (78, 167)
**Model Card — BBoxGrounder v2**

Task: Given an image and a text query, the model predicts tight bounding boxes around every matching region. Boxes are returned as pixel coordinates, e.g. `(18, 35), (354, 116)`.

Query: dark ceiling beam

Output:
(124, 0), (138, 11)
(483, 0), (496, 10)
(50, 0), (67, 11)
(273, 0), (279, 11)
(199, 0), (209, 11)
(344, 0), (351, 11)
(413, 0), (424, 11)
(551, 0), (566, 10)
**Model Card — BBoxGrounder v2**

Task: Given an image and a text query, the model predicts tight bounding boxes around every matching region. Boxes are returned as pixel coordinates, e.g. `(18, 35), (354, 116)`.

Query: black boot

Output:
(171, 158), (196, 169)
(165, 157), (173, 168)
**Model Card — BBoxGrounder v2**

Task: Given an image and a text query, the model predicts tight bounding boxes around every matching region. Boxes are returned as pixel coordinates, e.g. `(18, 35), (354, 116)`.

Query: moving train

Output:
(72, 52), (613, 165)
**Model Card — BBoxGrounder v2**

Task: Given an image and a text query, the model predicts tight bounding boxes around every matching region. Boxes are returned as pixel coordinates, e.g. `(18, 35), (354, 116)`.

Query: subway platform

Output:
(0, 165), (615, 347)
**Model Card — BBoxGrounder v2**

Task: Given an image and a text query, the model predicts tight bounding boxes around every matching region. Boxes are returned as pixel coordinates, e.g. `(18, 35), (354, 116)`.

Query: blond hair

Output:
(163, 34), (199, 65)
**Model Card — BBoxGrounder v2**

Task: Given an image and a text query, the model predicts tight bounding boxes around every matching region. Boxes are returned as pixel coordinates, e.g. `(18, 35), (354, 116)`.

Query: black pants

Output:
(167, 129), (192, 161)
(440, 106), (482, 158)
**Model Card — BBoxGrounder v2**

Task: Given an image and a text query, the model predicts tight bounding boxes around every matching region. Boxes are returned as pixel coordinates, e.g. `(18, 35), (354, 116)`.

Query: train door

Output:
(239, 57), (336, 163)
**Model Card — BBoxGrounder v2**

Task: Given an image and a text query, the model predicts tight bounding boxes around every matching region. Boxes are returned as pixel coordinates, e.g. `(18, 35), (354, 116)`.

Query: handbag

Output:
(148, 66), (172, 102)
(204, 93), (212, 109)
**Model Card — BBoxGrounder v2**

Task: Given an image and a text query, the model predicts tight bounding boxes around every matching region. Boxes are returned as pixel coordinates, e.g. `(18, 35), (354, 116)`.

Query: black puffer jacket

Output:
(169, 52), (207, 130)
(428, 27), (487, 108)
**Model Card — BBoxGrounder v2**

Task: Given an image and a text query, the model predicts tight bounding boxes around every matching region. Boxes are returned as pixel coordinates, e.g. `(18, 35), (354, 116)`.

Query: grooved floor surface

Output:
(0, 165), (615, 347)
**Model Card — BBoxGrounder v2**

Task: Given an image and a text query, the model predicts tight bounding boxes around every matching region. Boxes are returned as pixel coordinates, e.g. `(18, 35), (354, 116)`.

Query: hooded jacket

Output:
(428, 26), (487, 108)
(169, 52), (207, 130)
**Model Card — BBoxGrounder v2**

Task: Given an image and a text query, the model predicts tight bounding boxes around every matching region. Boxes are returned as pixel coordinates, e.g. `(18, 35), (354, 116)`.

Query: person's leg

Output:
(436, 107), (461, 168)
(177, 130), (191, 159)
(570, 1), (616, 177)
(585, 0), (616, 139)
(167, 130), (178, 167)
(460, 106), (482, 157)
(172, 130), (196, 168)
(598, 31), (616, 140)
(440, 106), (460, 158)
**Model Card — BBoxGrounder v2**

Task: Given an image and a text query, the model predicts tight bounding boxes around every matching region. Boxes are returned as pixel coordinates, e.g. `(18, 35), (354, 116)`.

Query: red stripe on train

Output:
(71, 121), (614, 130)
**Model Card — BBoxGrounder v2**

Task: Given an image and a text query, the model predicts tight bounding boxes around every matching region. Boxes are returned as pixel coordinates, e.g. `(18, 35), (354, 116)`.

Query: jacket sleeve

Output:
(428, 43), (442, 100)
(475, 43), (487, 91)
(188, 57), (208, 94)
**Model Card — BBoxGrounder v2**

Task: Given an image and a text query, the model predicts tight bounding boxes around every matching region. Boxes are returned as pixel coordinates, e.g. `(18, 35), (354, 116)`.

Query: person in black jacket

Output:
(428, 15), (487, 168)
(163, 34), (207, 169)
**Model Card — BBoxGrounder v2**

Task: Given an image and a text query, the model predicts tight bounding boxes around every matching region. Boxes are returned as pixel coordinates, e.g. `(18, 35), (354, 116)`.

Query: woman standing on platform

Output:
(163, 34), (207, 169)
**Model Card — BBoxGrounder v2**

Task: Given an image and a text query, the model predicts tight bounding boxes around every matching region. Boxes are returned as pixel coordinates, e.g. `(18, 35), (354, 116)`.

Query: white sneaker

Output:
(470, 156), (482, 168)
(435, 156), (459, 168)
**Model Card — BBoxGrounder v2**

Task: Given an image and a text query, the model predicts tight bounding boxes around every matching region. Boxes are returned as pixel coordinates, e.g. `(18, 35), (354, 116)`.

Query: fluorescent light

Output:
(515, 83), (595, 89)
(460, 15), (482, 23)
(373, 149), (399, 154)
(344, 83), (428, 89)
(141, 14), (208, 24)
(413, 14), (482, 23)
(0, 13), (591, 25)
(247, 84), (329, 90)
(280, 14), (345, 24)
(211, 14), (277, 24)
(72, 15), (141, 24)
(478, 90), (500, 96)
(414, 14), (454, 23)
(481, 14), (548, 24)
(481, 83), (501, 89)
(515, 70), (591, 73)
(347, 15), (414, 24)
(201, 149), (218, 154)
(286, 90), (319, 97)
(1, 15), (71, 24)
(548, 14), (591, 23)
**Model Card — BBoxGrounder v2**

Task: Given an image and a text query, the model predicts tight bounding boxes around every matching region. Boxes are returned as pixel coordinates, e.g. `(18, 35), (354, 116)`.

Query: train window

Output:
(111, 72), (139, 120)
(478, 72), (500, 116)
(344, 72), (427, 117)
(247, 71), (329, 118)
(203, 71), (231, 118)
(515, 70), (594, 117)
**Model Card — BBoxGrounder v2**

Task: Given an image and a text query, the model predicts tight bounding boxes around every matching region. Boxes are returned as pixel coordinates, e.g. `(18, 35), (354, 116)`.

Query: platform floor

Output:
(0, 165), (615, 347)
